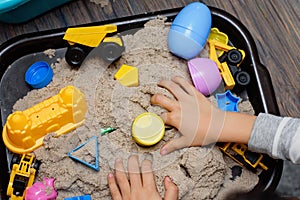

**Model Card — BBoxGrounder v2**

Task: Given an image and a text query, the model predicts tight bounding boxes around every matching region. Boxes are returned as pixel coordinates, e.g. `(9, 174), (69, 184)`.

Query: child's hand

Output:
(108, 156), (178, 200)
(151, 76), (227, 155)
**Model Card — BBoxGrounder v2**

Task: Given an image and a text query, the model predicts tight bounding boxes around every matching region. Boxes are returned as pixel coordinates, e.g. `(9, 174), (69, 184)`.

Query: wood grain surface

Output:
(0, 0), (299, 197)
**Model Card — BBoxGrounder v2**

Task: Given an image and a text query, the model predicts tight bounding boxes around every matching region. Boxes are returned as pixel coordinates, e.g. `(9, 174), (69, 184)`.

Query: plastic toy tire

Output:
(10, 154), (21, 168)
(227, 49), (243, 65)
(32, 159), (41, 171)
(65, 46), (89, 68)
(99, 42), (124, 63)
(235, 71), (250, 86)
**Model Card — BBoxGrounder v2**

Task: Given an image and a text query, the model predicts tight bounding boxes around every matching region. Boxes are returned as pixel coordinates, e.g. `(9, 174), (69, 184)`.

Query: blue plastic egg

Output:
(168, 2), (212, 60)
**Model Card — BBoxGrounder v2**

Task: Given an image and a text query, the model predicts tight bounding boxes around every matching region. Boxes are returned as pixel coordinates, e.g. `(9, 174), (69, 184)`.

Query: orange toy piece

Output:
(2, 85), (87, 154)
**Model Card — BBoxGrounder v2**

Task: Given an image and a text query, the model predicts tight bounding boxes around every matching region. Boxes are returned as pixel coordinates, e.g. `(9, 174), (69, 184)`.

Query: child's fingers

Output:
(114, 159), (130, 197)
(158, 79), (187, 100)
(141, 159), (156, 188)
(160, 112), (179, 128)
(171, 76), (196, 96)
(150, 94), (178, 112)
(107, 173), (122, 200)
(128, 155), (142, 189)
(163, 176), (179, 200)
(160, 137), (187, 155)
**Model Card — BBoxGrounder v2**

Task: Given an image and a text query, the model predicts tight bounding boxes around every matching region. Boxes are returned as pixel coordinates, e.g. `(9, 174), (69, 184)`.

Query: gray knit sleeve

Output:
(248, 113), (300, 164)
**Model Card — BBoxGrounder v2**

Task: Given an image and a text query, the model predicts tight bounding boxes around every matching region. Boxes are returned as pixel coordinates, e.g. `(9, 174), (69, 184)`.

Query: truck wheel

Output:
(100, 42), (124, 63)
(227, 49), (243, 65)
(235, 71), (250, 86)
(10, 154), (21, 168)
(32, 159), (41, 171)
(65, 46), (88, 68)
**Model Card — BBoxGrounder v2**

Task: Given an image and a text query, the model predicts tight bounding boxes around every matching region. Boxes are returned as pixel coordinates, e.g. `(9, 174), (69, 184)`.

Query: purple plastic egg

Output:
(188, 58), (222, 96)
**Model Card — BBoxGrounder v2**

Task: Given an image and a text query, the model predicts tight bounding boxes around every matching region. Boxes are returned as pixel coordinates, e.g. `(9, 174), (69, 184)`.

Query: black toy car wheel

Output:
(227, 49), (243, 65)
(10, 154), (21, 168)
(235, 71), (251, 86)
(65, 46), (88, 67)
(99, 42), (124, 63)
(32, 159), (41, 171)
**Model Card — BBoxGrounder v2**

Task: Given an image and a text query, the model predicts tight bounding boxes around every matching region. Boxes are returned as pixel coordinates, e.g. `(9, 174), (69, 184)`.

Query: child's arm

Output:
(151, 77), (300, 164)
(248, 113), (300, 164)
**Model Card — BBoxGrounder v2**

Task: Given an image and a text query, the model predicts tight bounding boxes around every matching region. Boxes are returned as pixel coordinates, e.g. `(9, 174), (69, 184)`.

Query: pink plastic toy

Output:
(188, 58), (222, 96)
(25, 178), (57, 200)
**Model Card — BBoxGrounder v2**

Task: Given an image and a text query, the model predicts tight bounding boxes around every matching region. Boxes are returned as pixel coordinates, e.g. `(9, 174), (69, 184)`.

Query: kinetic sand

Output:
(13, 18), (258, 199)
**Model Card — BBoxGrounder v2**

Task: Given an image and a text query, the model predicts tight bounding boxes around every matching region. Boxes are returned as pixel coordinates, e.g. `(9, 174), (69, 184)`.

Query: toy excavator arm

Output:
(209, 40), (235, 90)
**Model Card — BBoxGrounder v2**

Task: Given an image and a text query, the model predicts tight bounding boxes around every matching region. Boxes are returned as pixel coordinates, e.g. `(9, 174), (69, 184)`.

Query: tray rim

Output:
(0, 5), (283, 199)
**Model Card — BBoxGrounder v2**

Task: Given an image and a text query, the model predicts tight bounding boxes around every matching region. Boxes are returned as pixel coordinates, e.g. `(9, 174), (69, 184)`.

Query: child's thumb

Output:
(160, 137), (187, 155)
(163, 176), (178, 200)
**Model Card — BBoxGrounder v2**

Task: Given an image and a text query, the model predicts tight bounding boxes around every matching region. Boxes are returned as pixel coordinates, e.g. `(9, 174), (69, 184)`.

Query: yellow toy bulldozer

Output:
(7, 154), (40, 200)
(63, 24), (125, 67)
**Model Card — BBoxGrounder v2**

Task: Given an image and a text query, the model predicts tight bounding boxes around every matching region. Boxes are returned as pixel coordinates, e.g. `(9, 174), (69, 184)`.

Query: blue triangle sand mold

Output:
(68, 136), (99, 171)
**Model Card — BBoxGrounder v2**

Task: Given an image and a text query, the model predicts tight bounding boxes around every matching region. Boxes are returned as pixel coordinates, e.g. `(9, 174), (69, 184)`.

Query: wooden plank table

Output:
(0, 0), (299, 198)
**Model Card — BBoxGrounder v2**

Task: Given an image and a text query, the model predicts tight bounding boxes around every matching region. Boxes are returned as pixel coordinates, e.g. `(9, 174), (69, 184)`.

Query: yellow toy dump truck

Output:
(63, 24), (125, 67)
(7, 153), (40, 200)
(2, 85), (87, 154)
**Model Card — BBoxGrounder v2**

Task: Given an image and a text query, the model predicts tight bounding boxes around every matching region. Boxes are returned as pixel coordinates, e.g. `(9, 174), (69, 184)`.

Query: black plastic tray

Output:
(0, 6), (283, 199)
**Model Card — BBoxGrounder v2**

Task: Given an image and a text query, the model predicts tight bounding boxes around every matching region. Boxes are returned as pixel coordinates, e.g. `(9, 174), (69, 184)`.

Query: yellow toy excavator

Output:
(208, 39), (250, 91)
(63, 24), (125, 67)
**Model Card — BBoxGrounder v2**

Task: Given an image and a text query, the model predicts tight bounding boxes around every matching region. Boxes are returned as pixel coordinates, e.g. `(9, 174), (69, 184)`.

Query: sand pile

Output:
(13, 18), (258, 199)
